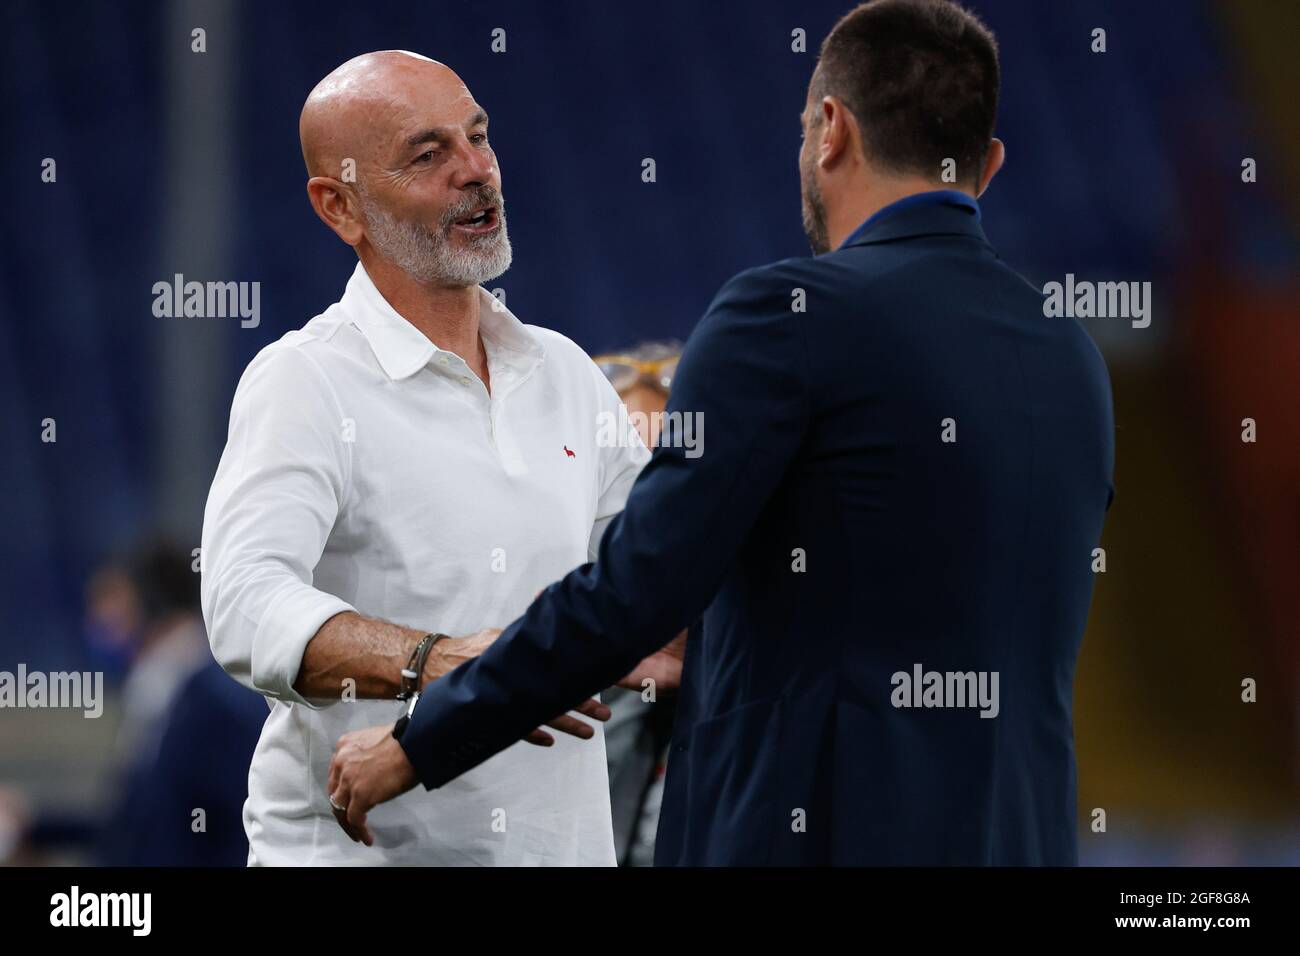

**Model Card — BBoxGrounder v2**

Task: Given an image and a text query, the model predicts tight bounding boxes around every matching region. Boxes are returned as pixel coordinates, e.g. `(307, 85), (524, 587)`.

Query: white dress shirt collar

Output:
(342, 261), (544, 383)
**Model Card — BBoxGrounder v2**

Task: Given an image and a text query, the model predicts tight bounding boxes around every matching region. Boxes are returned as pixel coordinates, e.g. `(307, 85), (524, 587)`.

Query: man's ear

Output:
(817, 95), (854, 171)
(306, 177), (366, 247)
(975, 138), (1005, 198)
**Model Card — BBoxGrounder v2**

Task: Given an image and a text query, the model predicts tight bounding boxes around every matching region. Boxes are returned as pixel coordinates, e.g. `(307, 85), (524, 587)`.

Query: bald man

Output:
(200, 52), (669, 865)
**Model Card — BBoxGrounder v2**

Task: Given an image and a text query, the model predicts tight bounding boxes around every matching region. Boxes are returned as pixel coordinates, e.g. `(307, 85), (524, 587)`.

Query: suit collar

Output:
(837, 192), (988, 251)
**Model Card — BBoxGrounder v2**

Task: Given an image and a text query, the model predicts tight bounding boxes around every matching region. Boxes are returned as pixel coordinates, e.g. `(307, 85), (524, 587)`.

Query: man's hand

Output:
(328, 725), (418, 846)
(520, 695), (612, 746)
(618, 630), (687, 694)
(326, 698), (613, 844)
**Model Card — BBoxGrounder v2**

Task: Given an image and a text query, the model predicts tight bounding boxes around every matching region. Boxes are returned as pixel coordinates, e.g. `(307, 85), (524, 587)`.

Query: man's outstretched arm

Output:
(326, 265), (811, 838)
(325, 265), (813, 839)
(396, 264), (811, 786)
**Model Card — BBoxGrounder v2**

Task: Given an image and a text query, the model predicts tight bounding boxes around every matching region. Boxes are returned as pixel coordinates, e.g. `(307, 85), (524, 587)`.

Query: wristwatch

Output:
(392, 693), (419, 741)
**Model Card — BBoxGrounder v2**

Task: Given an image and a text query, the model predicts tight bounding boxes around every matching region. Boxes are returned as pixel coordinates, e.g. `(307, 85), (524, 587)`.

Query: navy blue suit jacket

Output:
(400, 197), (1115, 865)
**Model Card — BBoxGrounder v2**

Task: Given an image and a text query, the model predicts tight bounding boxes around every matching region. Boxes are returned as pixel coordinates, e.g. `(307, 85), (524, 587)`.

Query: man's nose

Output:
(449, 139), (496, 190)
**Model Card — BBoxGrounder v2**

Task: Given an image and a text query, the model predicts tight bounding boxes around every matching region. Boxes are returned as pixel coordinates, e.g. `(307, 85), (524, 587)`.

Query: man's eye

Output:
(470, 133), (487, 145)
(414, 150), (435, 164)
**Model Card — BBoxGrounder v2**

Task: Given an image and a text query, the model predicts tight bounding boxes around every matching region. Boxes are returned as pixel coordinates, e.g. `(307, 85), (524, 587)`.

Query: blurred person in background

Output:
(593, 342), (683, 866)
(105, 542), (210, 771)
(97, 541), (268, 865)
(1, 541), (266, 865)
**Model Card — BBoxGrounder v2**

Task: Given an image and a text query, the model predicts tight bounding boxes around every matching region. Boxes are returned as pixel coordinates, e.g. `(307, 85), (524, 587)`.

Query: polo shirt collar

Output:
(342, 261), (544, 382)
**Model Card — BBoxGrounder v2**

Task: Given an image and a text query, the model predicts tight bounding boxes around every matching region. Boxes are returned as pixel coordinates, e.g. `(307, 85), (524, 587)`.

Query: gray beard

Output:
(361, 198), (513, 288)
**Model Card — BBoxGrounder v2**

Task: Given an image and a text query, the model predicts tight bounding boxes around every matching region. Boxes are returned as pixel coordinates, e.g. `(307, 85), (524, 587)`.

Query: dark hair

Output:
(127, 539), (201, 621)
(811, 0), (999, 186)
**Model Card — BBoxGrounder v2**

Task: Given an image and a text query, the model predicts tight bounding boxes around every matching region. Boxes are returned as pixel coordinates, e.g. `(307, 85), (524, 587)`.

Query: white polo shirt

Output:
(200, 261), (648, 866)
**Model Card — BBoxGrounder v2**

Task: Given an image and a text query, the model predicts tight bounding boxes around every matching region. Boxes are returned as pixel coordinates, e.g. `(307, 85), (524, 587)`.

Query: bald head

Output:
(299, 51), (472, 179)
(299, 51), (510, 288)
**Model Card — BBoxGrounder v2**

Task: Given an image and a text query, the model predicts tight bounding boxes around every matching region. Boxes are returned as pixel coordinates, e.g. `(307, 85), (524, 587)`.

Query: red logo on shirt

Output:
(564, 445), (576, 459)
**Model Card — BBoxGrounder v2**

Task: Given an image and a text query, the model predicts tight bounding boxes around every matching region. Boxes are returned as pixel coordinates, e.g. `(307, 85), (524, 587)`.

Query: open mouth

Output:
(451, 206), (500, 235)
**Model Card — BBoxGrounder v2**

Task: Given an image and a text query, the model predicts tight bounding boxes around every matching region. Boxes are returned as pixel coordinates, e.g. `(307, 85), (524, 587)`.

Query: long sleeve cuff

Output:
(252, 584), (355, 707)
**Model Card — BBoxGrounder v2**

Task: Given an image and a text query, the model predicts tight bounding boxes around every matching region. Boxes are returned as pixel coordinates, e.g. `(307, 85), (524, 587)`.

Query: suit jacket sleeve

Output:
(399, 264), (812, 788)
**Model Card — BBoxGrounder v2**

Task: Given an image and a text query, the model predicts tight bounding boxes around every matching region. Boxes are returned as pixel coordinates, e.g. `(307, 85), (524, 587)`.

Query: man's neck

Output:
(358, 248), (490, 389)
(825, 176), (972, 251)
